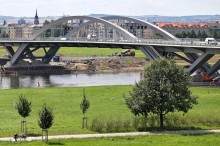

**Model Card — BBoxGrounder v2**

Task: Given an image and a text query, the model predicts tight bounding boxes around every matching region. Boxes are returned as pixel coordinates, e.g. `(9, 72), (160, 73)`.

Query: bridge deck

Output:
(1, 40), (220, 54)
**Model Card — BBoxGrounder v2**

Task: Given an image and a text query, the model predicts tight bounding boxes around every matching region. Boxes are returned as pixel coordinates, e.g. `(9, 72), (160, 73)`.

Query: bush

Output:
(114, 118), (122, 132)
(123, 119), (131, 131)
(90, 118), (104, 133)
(148, 115), (159, 128)
(106, 120), (114, 132)
(132, 116), (140, 130)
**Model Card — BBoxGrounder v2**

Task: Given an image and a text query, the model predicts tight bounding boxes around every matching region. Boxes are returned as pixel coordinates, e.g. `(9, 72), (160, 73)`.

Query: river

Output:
(0, 72), (142, 89)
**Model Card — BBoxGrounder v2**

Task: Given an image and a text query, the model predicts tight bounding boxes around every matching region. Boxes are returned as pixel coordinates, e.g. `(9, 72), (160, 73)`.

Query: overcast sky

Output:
(0, 0), (219, 17)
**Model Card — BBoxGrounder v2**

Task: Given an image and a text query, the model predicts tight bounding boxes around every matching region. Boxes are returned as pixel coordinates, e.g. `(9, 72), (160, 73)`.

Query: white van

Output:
(205, 38), (218, 45)
(60, 37), (67, 41)
(87, 34), (97, 40)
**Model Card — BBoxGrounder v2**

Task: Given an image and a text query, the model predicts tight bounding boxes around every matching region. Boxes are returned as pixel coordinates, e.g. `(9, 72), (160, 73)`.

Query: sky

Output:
(0, 0), (219, 17)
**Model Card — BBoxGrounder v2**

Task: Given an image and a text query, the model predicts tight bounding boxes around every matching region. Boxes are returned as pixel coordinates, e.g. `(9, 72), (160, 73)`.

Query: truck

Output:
(60, 37), (68, 41)
(111, 49), (135, 57)
(205, 38), (218, 45)
(87, 34), (97, 41)
(121, 49), (135, 57)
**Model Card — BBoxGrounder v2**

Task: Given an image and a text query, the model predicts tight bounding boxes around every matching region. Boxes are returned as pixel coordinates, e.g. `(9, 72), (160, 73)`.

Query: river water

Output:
(0, 72), (142, 89)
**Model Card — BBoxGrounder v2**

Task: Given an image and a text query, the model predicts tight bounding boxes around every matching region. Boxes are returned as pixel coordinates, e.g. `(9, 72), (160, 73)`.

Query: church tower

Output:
(34, 9), (39, 25)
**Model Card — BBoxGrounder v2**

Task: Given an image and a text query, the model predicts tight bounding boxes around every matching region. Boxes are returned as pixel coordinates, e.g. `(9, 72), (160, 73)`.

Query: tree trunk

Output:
(82, 115), (88, 129)
(21, 119), (27, 135)
(42, 129), (48, 143)
(143, 115), (147, 130)
(159, 112), (164, 129)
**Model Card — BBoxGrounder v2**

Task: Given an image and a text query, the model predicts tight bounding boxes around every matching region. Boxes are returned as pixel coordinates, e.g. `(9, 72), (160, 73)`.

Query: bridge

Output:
(0, 15), (220, 77)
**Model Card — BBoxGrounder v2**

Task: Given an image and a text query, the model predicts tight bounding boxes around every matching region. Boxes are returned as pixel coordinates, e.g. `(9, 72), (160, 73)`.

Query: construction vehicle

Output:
(120, 49), (135, 57)
(197, 70), (213, 82)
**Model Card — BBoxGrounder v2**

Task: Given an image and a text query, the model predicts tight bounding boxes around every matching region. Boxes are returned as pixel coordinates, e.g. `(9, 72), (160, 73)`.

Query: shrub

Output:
(123, 119), (131, 131)
(90, 118), (104, 133)
(132, 116), (140, 130)
(106, 120), (114, 132)
(114, 118), (122, 132)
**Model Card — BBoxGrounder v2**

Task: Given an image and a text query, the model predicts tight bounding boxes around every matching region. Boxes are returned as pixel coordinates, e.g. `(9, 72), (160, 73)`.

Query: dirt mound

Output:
(59, 57), (147, 73)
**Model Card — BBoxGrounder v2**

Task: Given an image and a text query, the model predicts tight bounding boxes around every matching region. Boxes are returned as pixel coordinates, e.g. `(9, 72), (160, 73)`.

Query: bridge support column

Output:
(185, 53), (198, 62)
(207, 59), (220, 76)
(24, 48), (36, 61)
(42, 46), (60, 64)
(4, 46), (15, 57)
(187, 53), (214, 74)
(10, 43), (29, 65)
(139, 46), (160, 61)
(173, 53), (192, 64)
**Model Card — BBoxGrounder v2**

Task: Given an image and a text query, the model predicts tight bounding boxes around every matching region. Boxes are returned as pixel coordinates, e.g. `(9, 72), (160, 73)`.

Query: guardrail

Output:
(0, 38), (219, 47)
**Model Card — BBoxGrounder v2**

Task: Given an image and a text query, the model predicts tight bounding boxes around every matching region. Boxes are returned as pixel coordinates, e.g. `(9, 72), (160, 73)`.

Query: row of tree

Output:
(43, 20), (71, 37)
(175, 29), (220, 39)
(15, 94), (53, 143)
(175, 30), (208, 38)
(0, 31), (9, 38)
(14, 90), (90, 143)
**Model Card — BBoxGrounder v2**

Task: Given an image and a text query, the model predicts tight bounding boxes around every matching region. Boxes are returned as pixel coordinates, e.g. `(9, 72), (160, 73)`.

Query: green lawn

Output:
(1, 134), (220, 146)
(57, 47), (145, 58)
(0, 86), (220, 137)
(0, 46), (146, 58)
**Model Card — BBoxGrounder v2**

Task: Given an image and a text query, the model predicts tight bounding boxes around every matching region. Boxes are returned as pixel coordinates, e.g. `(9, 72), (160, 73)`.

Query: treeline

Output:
(175, 29), (220, 39)
(0, 30), (9, 38)
(43, 20), (71, 37)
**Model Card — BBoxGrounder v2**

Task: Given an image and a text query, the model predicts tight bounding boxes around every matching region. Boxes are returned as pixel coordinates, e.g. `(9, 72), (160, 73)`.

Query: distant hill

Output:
(0, 15), (15, 20)
(1, 14), (220, 23)
(134, 15), (220, 22)
(89, 14), (112, 17)
(90, 14), (220, 22)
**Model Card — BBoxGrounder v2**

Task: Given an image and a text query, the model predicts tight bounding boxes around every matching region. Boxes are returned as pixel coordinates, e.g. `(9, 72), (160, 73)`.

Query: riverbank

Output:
(61, 56), (147, 73)
(0, 57), (147, 75)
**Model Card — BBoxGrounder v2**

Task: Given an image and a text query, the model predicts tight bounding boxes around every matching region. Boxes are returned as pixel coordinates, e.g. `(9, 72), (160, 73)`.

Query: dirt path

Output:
(1, 130), (220, 142)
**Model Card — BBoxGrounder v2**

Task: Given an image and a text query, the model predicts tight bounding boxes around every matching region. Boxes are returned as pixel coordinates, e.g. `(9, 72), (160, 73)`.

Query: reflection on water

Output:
(0, 72), (141, 89)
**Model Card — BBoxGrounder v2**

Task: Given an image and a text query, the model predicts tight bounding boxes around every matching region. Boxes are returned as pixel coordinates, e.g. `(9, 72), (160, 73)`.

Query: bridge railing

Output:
(0, 37), (219, 47)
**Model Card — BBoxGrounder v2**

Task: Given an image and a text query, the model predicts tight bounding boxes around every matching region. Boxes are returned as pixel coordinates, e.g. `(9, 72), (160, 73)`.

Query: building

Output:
(18, 19), (26, 25)
(113, 22), (154, 39)
(154, 22), (220, 35)
(34, 9), (39, 25)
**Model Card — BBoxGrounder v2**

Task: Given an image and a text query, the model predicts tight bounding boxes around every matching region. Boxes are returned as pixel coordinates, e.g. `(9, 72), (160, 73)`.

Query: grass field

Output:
(0, 86), (220, 138)
(0, 134), (220, 146)
(0, 46), (146, 58)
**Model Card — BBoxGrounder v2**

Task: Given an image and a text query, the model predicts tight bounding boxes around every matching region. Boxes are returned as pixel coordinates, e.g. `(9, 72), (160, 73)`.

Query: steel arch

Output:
(65, 15), (178, 41)
(31, 16), (137, 41)
(102, 16), (178, 41)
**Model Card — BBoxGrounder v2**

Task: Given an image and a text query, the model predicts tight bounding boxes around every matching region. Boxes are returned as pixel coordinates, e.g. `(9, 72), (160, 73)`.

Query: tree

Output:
(80, 89), (90, 129)
(197, 30), (202, 38)
(43, 20), (50, 26)
(125, 81), (153, 129)
(190, 30), (197, 38)
(126, 58), (198, 129)
(38, 104), (54, 143)
(201, 31), (208, 38)
(16, 94), (31, 135)
(213, 31), (218, 39)
(186, 31), (191, 38)
(0, 31), (9, 38)
(43, 20), (51, 37)
(181, 31), (187, 38)
(175, 32), (182, 38)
